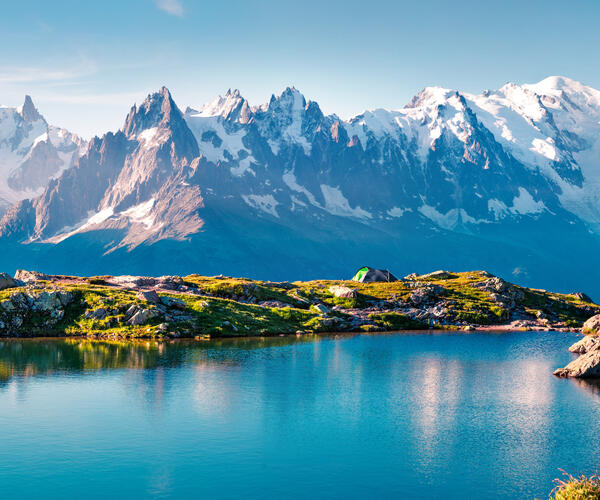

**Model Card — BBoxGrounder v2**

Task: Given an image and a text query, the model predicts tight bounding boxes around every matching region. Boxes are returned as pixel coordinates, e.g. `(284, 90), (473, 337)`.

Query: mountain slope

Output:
(0, 96), (85, 213)
(1, 77), (600, 296)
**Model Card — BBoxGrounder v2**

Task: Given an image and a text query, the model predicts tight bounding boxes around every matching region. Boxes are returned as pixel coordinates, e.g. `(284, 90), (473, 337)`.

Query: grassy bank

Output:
(0, 270), (598, 339)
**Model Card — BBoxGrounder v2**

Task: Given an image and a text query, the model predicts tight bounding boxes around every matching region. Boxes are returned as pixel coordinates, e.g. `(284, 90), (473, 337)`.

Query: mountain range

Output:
(0, 76), (599, 296)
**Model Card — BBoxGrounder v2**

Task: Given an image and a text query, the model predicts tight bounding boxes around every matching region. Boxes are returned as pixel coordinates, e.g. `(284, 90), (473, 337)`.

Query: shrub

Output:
(549, 471), (600, 500)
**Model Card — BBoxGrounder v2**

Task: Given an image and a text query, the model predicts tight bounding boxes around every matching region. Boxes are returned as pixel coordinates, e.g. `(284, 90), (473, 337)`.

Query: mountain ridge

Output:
(0, 76), (599, 296)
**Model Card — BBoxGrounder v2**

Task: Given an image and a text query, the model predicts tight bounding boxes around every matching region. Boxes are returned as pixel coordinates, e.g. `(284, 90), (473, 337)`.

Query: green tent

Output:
(352, 266), (398, 283)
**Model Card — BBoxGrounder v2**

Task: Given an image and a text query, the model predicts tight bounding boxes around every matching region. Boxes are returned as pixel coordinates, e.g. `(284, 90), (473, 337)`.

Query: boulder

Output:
(137, 290), (160, 304)
(419, 270), (454, 280)
(329, 285), (357, 299)
(258, 300), (290, 309)
(0, 273), (19, 290)
(569, 335), (600, 354)
(409, 285), (442, 305)
(156, 276), (184, 290)
(31, 291), (63, 312)
(573, 292), (594, 303)
(160, 296), (186, 309)
(14, 270), (50, 282)
(312, 303), (330, 314)
(128, 308), (160, 326)
(554, 350), (600, 378)
(85, 307), (108, 320)
(582, 315), (600, 334)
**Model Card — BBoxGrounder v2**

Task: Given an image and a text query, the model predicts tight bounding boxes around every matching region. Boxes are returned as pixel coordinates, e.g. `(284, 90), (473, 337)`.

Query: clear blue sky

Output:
(1, 0), (598, 138)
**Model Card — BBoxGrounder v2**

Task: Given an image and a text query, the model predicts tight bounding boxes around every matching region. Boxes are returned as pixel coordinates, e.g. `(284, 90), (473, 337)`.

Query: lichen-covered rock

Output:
(160, 296), (186, 309)
(583, 315), (600, 334)
(554, 350), (600, 378)
(569, 335), (600, 354)
(128, 308), (160, 326)
(409, 286), (442, 305)
(329, 285), (357, 299)
(85, 308), (108, 320)
(311, 303), (330, 314)
(31, 291), (63, 312)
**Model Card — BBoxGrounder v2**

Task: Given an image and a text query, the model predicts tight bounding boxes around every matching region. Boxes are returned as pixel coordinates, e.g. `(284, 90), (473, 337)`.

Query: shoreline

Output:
(0, 269), (596, 340)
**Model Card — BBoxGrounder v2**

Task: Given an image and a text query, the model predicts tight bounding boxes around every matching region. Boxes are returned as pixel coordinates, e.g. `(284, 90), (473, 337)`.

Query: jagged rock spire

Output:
(20, 95), (42, 122)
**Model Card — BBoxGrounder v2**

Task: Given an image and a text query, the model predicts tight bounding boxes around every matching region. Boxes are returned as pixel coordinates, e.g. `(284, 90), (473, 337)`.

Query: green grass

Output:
(0, 270), (598, 338)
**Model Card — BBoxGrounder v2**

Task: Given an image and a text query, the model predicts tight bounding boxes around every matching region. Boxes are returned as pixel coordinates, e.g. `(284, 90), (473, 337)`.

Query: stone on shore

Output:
(554, 350), (600, 378)
(568, 335), (600, 354)
(582, 314), (600, 333)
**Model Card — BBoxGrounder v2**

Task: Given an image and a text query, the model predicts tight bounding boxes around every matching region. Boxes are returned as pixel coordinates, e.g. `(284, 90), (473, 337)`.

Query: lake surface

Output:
(0, 331), (599, 499)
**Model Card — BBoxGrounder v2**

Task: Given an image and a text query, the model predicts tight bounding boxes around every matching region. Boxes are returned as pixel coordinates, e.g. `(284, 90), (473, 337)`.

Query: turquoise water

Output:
(0, 331), (599, 499)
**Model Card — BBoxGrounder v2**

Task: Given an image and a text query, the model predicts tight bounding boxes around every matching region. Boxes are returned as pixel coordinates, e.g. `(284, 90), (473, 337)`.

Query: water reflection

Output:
(0, 335), (327, 385)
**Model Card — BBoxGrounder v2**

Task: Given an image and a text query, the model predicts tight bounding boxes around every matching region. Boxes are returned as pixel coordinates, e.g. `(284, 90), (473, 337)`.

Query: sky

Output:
(1, 0), (599, 138)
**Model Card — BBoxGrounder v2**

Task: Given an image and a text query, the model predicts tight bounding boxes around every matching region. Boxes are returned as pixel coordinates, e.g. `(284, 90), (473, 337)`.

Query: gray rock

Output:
(329, 285), (357, 299)
(31, 291), (62, 312)
(569, 335), (600, 354)
(160, 296), (186, 309)
(128, 308), (160, 325)
(258, 300), (290, 308)
(137, 290), (160, 304)
(554, 350), (600, 378)
(573, 292), (594, 303)
(126, 304), (140, 317)
(156, 276), (184, 290)
(312, 303), (330, 314)
(583, 315), (600, 334)
(85, 307), (107, 320)
(0, 273), (19, 290)
(14, 270), (49, 283)
(419, 270), (454, 280)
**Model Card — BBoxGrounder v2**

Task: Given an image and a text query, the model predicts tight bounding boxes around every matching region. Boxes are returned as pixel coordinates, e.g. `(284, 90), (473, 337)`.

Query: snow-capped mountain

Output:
(1, 77), (599, 295)
(0, 96), (86, 213)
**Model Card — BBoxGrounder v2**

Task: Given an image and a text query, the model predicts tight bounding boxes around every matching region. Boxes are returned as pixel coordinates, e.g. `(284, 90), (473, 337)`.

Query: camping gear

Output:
(352, 267), (398, 283)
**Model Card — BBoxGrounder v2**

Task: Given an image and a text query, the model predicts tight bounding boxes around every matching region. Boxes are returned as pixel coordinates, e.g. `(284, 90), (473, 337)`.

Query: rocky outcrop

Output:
(554, 351), (600, 378)
(582, 315), (600, 333)
(556, 330), (600, 378)
(568, 335), (600, 354)
(0, 289), (73, 334)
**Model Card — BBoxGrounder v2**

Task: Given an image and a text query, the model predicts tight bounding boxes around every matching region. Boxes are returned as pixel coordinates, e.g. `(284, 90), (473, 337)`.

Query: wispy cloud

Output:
(0, 60), (97, 84)
(155, 0), (184, 17)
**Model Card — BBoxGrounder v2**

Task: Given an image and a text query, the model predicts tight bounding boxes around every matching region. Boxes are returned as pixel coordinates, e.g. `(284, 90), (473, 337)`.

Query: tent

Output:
(352, 266), (398, 283)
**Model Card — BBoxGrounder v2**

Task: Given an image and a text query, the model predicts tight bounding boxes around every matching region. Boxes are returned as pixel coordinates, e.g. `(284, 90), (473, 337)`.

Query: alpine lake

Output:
(0, 330), (598, 499)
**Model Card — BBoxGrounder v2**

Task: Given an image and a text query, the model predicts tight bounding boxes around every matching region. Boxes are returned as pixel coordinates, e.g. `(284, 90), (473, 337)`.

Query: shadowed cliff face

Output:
(0, 78), (600, 294)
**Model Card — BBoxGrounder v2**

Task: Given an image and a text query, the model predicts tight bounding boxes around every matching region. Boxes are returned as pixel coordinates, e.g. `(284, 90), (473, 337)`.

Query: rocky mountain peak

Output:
(195, 89), (252, 123)
(20, 95), (43, 123)
(122, 86), (181, 138)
